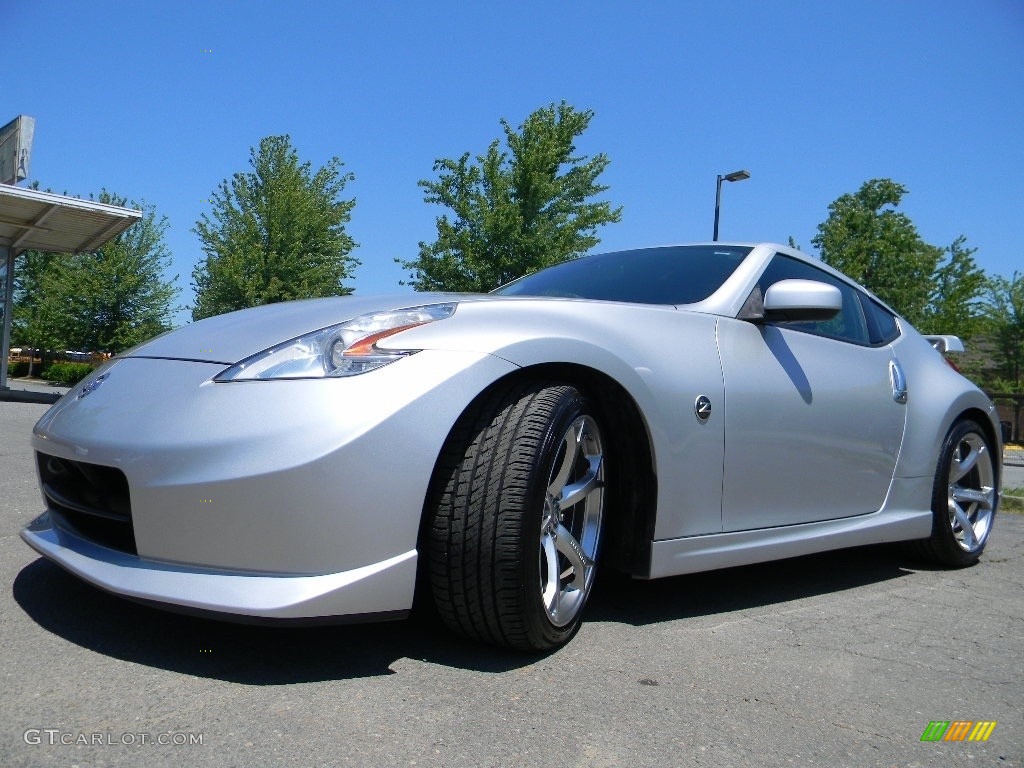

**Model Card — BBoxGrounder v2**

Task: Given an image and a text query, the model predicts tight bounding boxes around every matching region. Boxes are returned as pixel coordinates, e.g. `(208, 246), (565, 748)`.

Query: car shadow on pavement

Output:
(15, 542), (918, 683)
(12, 558), (536, 683)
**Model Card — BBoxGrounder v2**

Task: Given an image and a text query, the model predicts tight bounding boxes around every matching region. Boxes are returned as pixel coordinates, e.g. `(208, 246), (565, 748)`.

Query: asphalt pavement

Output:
(1, 400), (1021, 768)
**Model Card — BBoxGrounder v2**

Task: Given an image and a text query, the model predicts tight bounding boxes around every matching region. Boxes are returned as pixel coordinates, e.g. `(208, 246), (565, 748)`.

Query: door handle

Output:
(889, 359), (907, 404)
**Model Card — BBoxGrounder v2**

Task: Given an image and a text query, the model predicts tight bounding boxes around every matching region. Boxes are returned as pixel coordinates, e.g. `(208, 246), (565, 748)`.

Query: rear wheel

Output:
(427, 381), (605, 651)
(918, 419), (997, 567)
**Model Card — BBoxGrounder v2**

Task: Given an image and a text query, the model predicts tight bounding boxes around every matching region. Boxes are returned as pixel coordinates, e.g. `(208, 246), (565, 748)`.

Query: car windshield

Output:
(492, 245), (753, 305)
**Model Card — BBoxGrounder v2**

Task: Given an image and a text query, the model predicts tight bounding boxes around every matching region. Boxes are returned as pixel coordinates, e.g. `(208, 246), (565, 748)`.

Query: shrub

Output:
(6, 360), (30, 378)
(41, 362), (95, 386)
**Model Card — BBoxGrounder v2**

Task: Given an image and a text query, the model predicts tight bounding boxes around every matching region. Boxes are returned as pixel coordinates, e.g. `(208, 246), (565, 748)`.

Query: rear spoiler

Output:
(924, 335), (965, 354)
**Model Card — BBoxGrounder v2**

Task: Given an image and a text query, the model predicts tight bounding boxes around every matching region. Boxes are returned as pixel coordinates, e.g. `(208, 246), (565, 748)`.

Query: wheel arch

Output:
(417, 362), (659, 583)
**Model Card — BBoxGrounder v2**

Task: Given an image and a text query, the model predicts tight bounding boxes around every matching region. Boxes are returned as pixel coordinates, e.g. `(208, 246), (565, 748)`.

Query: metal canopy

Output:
(0, 185), (141, 254)
(1, 184), (143, 393)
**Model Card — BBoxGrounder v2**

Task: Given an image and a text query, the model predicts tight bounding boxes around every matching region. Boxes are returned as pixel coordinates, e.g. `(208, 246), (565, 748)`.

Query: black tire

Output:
(917, 419), (998, 567)
(427, 381), (606, 651)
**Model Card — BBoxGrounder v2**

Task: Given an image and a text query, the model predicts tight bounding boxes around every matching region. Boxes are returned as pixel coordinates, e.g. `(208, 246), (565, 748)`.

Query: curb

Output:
(0, 388), (62, 404)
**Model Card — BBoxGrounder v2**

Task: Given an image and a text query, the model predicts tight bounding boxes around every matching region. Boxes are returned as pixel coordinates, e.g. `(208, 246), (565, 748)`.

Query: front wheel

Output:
(427, 382), (606, 651)
(918, 419), (998, 567)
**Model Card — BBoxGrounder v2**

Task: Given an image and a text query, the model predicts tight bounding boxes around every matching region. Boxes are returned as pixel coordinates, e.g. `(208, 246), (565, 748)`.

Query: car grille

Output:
(37, 453), (136, 555)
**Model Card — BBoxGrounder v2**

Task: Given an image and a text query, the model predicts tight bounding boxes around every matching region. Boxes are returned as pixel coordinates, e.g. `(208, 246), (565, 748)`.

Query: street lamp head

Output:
(722, 169), (750, 183)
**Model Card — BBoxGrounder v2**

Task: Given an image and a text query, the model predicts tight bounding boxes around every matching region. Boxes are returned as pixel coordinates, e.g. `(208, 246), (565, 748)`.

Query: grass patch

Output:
(1002, 487), (1024, 513)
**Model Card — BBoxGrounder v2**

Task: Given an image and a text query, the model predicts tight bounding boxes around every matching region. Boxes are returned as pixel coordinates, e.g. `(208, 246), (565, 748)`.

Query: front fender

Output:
(395, 299), (729, 539)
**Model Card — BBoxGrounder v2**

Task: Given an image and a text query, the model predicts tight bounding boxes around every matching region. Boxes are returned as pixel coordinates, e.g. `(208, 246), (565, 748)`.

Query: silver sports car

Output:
(21, 243), (1001, 650)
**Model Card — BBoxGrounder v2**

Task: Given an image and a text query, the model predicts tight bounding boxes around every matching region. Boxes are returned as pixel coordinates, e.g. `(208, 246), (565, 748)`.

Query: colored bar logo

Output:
(921, 721), (996, 742)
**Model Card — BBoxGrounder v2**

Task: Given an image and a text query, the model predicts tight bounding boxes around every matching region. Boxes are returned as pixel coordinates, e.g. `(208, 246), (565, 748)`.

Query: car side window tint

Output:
(860, 295), (901, 345)
(757, 255), (870, 345)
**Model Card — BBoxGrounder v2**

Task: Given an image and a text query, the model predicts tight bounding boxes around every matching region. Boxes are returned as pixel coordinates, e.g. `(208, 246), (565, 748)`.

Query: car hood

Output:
(124, 293), (477, 364)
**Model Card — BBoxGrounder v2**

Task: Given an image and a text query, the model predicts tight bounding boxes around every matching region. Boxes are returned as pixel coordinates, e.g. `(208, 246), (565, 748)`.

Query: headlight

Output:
(214, 303), (457, 381)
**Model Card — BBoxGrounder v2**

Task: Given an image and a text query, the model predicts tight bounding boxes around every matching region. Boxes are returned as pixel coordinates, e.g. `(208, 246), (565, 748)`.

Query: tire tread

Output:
(427, 381), (585, 650)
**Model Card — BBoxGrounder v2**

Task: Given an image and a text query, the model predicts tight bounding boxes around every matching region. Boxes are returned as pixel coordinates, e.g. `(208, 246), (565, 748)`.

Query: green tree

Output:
(917, 235), (988, 337)
(11, 249), (60, 375)
(401, 102), (623, 292)
(192, 135), (358, 320)
(39, 191), (179, 353)
(981, 271), (1024, 389)
(811, 179), (942, 325)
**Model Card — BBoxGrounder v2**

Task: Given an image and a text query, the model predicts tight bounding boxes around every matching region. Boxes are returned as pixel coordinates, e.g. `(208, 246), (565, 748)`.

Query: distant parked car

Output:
(22, 243), (1001, 650)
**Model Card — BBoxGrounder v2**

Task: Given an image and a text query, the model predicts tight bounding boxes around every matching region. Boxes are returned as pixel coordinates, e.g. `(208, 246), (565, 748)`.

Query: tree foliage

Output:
(13, 191), (179, 356)
(917, 235), (988, 338)
(400, 102), (623, 292)
(12, 249), (59, 374)
(192, 135), (358, 320)
(981, 271), (1024, 388)
(812, 179), (942, 326)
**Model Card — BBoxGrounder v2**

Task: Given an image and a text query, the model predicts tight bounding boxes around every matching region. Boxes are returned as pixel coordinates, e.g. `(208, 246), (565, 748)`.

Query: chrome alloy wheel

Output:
(946, 430), (996, 553)
(539, 415), (604, 627)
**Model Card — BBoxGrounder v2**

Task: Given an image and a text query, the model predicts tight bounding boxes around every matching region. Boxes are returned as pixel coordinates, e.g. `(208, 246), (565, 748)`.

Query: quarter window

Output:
(860, 296), (901, 345)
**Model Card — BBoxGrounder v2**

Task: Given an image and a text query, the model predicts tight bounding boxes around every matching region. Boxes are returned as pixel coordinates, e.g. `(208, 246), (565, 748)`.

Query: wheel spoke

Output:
(540, 530), (560, 615)
(554, 522), (590, 586)
(952, 485), (994, 508)
(952, 503), (979, 549)
(558, 454), (603, 509)
(547, 427), (580, 497)
(950, 442), (980, 483)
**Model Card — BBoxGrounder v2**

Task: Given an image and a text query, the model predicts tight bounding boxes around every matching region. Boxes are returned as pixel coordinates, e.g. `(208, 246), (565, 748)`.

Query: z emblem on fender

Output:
(694, 395), (712, 423)
(77, 373), (110, 400)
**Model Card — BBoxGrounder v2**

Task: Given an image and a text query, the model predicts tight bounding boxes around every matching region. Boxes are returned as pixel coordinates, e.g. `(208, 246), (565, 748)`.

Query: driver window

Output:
(758, 255), (870, 345)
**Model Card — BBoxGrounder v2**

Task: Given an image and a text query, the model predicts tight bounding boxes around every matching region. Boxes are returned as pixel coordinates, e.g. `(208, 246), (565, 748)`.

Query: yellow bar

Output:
(968, 721), (997, 742)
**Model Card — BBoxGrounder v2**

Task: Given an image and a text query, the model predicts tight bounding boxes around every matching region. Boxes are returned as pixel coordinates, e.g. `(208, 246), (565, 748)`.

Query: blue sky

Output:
(5, 1), (1023, 324)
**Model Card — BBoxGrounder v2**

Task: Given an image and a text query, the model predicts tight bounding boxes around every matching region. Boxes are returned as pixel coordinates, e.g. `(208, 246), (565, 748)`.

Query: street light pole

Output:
(712, 169), (750, 241)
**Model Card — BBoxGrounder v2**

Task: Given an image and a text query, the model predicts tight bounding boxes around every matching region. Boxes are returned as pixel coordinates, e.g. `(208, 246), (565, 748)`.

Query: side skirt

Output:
(648, 476), (933, 579)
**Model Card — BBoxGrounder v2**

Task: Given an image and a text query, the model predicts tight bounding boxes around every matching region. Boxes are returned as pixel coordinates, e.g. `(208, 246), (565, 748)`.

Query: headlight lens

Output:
(214, 303), (457, 381)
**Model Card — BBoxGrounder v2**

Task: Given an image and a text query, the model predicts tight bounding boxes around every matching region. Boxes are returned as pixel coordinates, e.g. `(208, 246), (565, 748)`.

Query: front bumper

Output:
(22, 512), (417, 620)
(22, 349), (517, 619)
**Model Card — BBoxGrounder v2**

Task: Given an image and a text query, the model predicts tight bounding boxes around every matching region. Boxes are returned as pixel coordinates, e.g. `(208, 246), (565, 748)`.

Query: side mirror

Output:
(762, 279), (842, 322)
